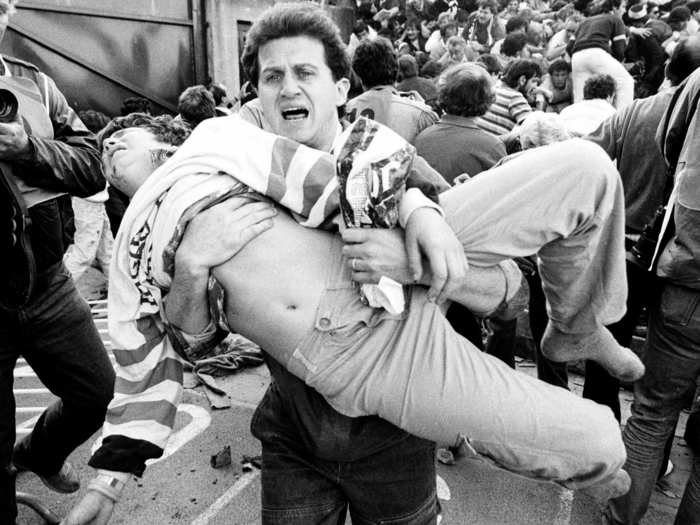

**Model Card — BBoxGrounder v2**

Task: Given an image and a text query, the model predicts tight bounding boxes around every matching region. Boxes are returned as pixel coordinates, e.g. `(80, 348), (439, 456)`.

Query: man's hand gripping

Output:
(343, 208), (467, 304)
(405, 207), (467, 303)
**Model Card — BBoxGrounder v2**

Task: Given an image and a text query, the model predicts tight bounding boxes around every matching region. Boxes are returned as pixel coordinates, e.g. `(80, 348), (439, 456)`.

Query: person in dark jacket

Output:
(0, 1), (115, 523)
(605, 39), (700, 525)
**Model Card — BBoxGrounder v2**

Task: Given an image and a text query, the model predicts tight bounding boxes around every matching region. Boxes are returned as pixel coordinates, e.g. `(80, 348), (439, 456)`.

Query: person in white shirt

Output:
(560, 73), (617, 136)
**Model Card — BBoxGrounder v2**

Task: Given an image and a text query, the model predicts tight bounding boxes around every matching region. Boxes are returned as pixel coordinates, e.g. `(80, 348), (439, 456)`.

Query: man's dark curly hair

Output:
(438, 63), (495, 117)
(582, 74), (616, 100)
(97, 113), (191, 151)
(501, 59), (541, 88)
(352, 37), (398, 88)
(666, 35), (700, 86)
(505, 16), (529, 34)
(548, 58), (571, 75)
(476, 53), (503, 76)
(241, 2), (351, 86)
(177, 85), (216, 128)
(501, 33), (528, 57)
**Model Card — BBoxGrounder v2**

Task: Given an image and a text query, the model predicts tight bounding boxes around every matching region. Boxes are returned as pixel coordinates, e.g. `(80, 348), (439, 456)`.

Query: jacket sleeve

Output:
(406, 154), (451, 203)
(610, 17), (627, 61)
(14, 72), (104, 197)
(584, 110), (623, 161)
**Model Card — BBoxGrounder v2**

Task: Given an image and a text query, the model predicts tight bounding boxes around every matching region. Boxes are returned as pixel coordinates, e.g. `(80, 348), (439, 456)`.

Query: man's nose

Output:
(280, 75), (301, 96)
(103, 137), (118, 153)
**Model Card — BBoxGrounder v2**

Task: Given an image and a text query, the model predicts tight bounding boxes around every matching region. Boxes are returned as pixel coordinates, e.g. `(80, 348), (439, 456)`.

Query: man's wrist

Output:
(174, 252), (211, 280)
(88, 471), (129, 502)
(399, 187), (444, 228)
(15, 135), (35, 162)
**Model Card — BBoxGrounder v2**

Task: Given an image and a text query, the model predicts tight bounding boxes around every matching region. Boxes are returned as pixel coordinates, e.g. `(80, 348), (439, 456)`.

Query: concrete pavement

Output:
(12, 271), (694, 524)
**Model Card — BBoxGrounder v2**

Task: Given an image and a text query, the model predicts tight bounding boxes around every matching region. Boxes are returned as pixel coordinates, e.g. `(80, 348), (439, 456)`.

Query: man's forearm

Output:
(439, 262), (517, 316)
(165, 260), (211, 333)
(18, 134), (105, 196)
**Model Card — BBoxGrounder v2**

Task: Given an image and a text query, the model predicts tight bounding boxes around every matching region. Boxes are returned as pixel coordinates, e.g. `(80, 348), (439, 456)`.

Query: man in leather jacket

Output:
(0, 1), (114, 523)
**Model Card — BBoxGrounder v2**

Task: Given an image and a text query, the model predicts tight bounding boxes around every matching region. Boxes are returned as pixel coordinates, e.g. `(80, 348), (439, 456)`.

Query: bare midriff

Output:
(212, 210), (336, 359)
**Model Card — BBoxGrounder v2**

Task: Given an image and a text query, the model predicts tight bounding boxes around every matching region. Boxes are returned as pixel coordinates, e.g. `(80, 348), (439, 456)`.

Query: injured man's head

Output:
(98, 113), (191, 197)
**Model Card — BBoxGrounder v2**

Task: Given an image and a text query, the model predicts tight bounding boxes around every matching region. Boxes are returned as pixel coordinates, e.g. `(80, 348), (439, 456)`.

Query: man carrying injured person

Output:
(65, 3), (640, 524)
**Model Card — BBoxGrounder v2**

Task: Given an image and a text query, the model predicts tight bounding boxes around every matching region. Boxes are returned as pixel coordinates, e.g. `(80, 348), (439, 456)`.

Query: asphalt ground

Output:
(12, 270), (694, 525)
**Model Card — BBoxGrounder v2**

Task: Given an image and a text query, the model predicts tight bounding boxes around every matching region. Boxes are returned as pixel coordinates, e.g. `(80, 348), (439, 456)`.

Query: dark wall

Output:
(2, 1), (206, 117)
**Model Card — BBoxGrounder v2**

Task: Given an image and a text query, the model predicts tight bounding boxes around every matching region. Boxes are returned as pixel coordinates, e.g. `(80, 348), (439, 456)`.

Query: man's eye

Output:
(264, 73), (281, 83)
(298, 70), (314, 80)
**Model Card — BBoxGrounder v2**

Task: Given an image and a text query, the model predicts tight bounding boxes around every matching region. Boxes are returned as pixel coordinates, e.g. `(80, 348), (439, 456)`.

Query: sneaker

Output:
(13, 457), (80, 494)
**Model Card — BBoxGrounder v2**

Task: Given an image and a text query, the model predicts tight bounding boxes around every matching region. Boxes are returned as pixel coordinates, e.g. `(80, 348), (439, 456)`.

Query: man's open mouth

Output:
(282, 107), (309, 120)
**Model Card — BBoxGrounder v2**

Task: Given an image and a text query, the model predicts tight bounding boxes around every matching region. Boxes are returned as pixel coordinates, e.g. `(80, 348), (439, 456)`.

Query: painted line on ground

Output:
(552, 488), (573, 525)
(227, 399), (260, 411)
(147, 404), (212, 465)
(14, 366), (37, 378)
(14, 388), (50, 395)
(16, 415), (41, 435)
(190, 470), (260, 525)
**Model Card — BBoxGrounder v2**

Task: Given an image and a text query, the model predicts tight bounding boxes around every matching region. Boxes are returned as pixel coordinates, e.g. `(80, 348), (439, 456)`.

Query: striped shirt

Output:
(477, 85), (532, 136)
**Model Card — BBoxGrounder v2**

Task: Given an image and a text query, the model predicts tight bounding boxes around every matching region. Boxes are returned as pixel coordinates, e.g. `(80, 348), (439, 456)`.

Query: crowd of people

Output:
(2, 0), (700, 524)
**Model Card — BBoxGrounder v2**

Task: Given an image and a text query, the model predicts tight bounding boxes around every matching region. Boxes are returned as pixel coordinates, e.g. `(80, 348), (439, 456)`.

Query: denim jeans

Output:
(0, 263), (115, 523)
(607, 282), (700, 525)
(252, 372), (439, 525)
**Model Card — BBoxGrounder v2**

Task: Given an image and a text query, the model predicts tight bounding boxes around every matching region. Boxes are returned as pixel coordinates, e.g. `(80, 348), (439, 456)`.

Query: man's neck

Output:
(328, 121), (344, 154)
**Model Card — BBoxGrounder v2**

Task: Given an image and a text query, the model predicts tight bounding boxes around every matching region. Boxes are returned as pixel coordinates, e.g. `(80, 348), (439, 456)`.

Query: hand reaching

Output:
(176, 197), (276, 274)
(404, 208), (468, 304)
(60, 491), (114, 525)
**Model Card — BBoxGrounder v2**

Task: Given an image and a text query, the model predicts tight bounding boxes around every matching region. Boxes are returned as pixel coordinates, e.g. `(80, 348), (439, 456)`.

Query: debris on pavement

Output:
(241, 454), (262, 472)
(210, 445), (232, 469)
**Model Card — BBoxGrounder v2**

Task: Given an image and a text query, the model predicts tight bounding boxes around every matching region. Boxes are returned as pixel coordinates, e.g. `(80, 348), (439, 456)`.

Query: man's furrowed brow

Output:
(261, 65), (284, 76)
(293, 63), (319, 70)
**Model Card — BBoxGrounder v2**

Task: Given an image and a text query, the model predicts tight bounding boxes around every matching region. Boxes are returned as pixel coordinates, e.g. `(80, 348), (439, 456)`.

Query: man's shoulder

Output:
(389, 92), (435, 115)
(2, 54), (42, 75)
(414, 121), (447, 143)
(495, 85), (520, 98)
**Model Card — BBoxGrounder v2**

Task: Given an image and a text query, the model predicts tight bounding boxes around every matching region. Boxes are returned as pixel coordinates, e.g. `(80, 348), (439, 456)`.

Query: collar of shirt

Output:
(329, 121), (346, 156)
(369, 85), (398, 96)
(0, 56), (10, 77)
(440, 114), (481, 128)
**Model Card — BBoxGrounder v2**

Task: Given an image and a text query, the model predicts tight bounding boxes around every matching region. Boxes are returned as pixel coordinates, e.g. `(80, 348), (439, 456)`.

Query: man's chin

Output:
(278, 125), (313, 146)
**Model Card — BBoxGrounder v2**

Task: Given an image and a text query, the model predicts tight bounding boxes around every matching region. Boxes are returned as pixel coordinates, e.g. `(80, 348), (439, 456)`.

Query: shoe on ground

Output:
(13, 457), (80, 494)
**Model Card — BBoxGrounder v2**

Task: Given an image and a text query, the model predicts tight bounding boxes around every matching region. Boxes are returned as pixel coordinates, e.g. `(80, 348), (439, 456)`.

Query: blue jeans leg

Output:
(607, 283), (700, 524)
(0, 316), (19, 524)
(10, 265), (115, 476)
(260, 431), (438, 525)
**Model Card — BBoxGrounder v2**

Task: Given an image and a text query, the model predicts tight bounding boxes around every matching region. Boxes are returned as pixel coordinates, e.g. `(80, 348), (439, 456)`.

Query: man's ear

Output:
(518, 75), (527, 88)
(335, 77), (351, 106)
